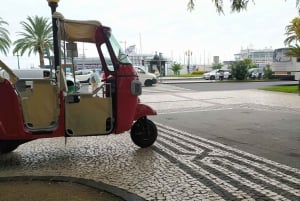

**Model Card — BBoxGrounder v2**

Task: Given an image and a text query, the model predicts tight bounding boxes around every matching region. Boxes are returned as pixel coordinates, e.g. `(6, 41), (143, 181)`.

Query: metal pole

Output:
(48, 0), (59, 71)
(186, 50), (192, 74)
(187, 53), (190, 74)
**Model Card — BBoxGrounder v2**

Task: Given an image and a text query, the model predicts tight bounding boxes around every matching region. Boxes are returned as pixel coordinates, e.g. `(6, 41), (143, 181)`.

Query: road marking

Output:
(154, 123), (300, 200)
(158, 107), (234, 115)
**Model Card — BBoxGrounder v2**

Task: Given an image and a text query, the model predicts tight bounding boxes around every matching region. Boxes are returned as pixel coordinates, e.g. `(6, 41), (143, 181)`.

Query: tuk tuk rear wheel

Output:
(130, 118), (157, 148)
(0, 140), (21, 154)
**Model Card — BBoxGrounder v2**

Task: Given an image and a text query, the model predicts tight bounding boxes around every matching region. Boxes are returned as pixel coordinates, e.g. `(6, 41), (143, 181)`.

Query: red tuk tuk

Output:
(0, 1), (157, 154)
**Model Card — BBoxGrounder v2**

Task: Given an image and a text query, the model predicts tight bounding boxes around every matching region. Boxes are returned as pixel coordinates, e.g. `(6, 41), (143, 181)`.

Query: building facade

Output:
(234, 48), (274, 67)
(271, 48), (300, 80)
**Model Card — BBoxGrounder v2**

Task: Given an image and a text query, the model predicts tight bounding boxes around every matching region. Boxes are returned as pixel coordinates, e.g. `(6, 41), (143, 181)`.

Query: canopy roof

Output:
(53, 12), (102, 43)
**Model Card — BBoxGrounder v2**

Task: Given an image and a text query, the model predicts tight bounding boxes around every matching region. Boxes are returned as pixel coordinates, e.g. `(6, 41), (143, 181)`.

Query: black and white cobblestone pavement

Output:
(0, 85), (299, 200)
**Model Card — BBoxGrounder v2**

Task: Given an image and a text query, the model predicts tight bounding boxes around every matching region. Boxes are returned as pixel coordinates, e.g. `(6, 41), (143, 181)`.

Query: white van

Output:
(0, 68), (48, 79)
(1, 68), (81, 92)
(12, 68), (51, 79)
(134, 66), (157, 87)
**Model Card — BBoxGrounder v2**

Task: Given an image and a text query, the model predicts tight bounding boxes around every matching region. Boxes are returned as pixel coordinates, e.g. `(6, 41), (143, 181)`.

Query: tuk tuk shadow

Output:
(0, 149), (74, 170)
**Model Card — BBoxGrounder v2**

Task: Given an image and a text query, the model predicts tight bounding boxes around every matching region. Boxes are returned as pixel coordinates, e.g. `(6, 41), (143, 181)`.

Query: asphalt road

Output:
(145, 81), (300, 168)
(151, 106), (300, 169)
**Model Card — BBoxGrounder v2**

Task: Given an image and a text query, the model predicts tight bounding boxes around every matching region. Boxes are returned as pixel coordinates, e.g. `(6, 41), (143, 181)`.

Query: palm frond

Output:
(213, 0), (224, 14)
(0, 17), (11, 55)
(187, 0), (195, 12)
(285, 44), (300, 57)
(284, 17), (300, 45)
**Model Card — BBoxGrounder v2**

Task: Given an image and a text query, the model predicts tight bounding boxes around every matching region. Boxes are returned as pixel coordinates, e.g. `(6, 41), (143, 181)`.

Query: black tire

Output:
(144, 79), (152, 87)
(210, 75), (215, 80)
(130, 118), (157, 148)
(0, 140), (21, 154)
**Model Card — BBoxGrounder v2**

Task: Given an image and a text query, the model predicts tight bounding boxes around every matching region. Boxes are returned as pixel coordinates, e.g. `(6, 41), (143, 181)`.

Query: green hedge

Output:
(191, 70), (204, 76)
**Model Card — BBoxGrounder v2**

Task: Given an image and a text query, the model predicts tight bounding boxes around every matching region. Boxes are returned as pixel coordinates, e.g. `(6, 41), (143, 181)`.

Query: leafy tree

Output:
(13, 16), (53, 68)
(0, 17), (11, 55)
(244, 58), (257, 69)
(284, 17), (300, 45)
(231, 59), (253, 80)
(171, 63), (183, 75)
(263, 64), (273, 79)
(187, 0), (300, 14)
(211, 63), (223, 70)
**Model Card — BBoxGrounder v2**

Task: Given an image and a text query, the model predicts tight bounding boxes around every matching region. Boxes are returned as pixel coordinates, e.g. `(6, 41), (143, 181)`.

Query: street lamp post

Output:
(185, 50), (192, 74)
(13, 51), (20, 69)
(47, 0), (60, 71)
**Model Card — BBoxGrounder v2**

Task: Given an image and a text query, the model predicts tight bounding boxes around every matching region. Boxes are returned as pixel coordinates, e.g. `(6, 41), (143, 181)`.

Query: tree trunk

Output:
(39, 51), (44, 68)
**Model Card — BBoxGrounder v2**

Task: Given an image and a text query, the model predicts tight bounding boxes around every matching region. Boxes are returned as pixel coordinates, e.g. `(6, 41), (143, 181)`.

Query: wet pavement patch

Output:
(0, 176), (146, 201)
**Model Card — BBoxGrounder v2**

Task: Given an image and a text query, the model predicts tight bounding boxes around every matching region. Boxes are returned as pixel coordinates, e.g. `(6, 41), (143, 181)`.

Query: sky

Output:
(0, 0), (299, 69)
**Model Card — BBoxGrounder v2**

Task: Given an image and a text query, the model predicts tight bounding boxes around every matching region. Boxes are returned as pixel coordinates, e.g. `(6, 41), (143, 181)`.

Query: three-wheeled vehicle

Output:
(0, 1), (157, 154)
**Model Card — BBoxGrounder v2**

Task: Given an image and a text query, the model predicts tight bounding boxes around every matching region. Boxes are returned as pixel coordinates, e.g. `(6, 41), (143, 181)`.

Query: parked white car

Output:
(204, 69), (232, 80)
(74, 69), (93, 83)
(135, 66), (157, 86)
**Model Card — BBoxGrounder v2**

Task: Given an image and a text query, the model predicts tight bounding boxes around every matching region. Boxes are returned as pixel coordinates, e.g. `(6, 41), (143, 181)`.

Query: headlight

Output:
(131, 80), (142, 96)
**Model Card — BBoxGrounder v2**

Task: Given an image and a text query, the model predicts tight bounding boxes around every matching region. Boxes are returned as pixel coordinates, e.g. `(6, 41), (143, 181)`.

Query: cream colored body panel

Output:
(65, 94), (112, 135)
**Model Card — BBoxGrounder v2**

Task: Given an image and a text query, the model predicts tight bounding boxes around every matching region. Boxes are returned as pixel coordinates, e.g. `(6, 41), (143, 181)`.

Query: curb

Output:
(0, 176), (146, 201)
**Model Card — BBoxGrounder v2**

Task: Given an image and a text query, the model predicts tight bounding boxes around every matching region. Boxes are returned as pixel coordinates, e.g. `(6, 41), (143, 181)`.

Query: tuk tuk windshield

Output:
(107, 32), (131, 64)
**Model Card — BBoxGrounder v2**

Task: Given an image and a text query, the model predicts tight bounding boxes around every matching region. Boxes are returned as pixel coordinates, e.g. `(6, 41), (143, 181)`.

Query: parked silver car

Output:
(248, 68), (264, 79)
(204, 69), (232, 80)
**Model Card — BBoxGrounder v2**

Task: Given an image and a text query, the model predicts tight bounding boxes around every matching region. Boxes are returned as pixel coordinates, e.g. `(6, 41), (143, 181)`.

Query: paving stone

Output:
(1, 89), (300, 200)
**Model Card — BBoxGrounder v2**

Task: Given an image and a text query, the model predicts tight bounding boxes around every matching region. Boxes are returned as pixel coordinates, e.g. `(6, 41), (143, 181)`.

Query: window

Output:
(105, 31), (131, 64)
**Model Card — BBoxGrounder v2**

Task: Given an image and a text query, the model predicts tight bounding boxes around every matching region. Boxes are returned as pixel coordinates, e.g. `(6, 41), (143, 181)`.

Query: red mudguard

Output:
(134, 103), (157, 121)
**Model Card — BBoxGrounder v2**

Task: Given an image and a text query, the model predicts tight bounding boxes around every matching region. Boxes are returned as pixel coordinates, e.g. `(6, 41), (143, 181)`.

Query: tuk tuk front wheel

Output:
(144, 80), (152, 87)
(0, 140), (21, 154)
(130, 118), (157, 148)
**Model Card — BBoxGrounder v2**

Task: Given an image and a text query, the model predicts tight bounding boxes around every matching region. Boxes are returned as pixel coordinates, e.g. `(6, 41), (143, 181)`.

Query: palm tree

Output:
(187, 0), (254, 13)
(171, 63), (183, 76)
(285, 44), (300, 57)
(0, 17), (11, 55)
(13, 16), (53, 68)
(284, 17), (300, 46)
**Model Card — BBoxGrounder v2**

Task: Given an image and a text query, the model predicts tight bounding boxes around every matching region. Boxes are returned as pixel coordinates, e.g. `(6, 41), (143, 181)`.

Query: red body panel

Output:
(113, 65), (157, 134)
(0, 79), (65, 140)
(114, 65), (138, 134)
(0, 80), (25, 139)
